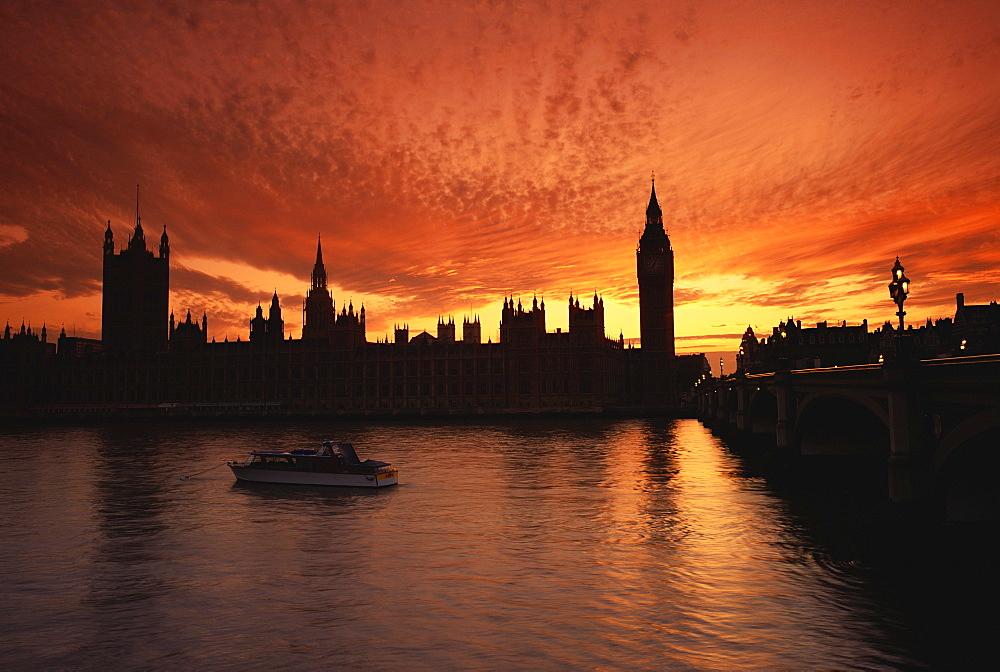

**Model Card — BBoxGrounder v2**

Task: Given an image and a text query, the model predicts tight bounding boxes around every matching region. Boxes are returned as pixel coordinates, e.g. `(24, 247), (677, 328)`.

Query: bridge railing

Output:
(918, 353), (1000, 367)
(741, 353), (1000, 380)
(744, 363), (882, 383)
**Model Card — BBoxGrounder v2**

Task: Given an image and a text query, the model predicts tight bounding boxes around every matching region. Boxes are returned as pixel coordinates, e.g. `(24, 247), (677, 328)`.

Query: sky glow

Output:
(2, 1), (998, 372)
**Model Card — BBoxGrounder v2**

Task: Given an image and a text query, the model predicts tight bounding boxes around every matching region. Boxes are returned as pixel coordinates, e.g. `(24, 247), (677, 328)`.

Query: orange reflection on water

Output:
(590, 420), (826, 668)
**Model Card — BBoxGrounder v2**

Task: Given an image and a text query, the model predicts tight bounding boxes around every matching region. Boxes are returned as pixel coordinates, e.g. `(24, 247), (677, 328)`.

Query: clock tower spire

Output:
(636, 175), (676, 405)
(639, 174), (668, 252)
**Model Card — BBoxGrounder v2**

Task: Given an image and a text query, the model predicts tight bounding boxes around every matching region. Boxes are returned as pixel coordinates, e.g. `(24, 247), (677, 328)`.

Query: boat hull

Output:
(230, 464), (398, 488)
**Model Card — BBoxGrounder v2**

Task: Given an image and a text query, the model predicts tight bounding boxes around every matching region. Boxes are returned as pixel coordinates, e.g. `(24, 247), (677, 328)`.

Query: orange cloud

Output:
(1, 1), (997, 365)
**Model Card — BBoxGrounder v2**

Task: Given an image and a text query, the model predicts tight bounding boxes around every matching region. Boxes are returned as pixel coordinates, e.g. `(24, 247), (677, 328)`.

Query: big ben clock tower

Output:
(636, 176), (676, 405)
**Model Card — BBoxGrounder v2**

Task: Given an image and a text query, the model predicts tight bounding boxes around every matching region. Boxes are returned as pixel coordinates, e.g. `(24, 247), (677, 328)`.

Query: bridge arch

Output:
(933, 410), (1000, 522)
(706, 388), (720, 417)
(724, 387), (738, 424)
(748, 389), (778, 435)
(796, 393), (889, 457)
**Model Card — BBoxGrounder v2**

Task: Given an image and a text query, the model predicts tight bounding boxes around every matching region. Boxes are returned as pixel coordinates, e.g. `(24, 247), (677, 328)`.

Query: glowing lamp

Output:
(888, 257), (910, 330)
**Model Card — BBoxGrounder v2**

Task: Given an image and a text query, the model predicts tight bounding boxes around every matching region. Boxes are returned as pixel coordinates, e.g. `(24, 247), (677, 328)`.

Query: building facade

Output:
(736, 290), (998, 374)
(738, 318), (871, 372)
(3, 184), (698, 416)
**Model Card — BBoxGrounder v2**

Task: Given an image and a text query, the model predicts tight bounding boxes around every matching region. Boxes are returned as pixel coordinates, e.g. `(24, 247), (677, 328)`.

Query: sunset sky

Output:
(2, 0), (998, 373)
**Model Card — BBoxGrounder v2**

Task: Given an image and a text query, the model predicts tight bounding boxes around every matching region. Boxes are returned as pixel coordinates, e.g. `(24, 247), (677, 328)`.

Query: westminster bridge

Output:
(692, 353), (1000, 522)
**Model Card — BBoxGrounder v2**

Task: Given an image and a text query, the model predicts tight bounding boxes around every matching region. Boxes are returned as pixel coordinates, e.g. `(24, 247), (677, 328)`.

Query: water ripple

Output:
(0, 418), (978, 669)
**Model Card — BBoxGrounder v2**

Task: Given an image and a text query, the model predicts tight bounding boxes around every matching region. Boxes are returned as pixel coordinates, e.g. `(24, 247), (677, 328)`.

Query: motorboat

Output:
(229, 440), (398, 488)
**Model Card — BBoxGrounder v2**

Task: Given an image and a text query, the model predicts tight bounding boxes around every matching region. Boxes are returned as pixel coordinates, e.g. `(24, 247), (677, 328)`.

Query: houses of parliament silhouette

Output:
(2, 183), (709, 416)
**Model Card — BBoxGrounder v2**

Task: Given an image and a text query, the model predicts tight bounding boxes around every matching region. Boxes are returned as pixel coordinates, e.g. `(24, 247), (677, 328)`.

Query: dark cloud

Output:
(171, 265), (261, 306)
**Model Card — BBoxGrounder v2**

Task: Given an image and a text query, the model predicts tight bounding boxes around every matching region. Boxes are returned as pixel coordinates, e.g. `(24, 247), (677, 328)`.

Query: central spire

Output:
(639, 175), (669, 252)
(128, 184), (147, 251)
(134, 184), (144, 236)
(645, 175), (662, 223)
(311, 235), (327, 290)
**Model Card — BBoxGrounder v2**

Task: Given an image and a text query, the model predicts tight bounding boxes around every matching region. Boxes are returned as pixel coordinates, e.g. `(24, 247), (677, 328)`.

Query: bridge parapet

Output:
(697, 354), (1000, 518)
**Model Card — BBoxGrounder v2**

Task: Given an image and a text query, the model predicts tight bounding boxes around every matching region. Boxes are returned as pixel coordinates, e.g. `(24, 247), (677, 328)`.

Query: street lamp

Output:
(888, 256), (910, 330)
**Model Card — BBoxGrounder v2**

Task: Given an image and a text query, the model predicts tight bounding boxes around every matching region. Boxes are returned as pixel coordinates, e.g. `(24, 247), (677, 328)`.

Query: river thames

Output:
(1, 418), (993, 669)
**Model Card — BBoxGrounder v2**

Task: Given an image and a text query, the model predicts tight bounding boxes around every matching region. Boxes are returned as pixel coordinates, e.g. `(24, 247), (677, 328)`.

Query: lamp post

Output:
(888, 256), (910, 331)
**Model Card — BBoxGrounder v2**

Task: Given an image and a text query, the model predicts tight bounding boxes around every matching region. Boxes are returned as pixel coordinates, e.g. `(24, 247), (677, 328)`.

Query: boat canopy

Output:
(247, 442), (384, 466)
(318, 440), (360, 464)
(242, 441), (390, 470)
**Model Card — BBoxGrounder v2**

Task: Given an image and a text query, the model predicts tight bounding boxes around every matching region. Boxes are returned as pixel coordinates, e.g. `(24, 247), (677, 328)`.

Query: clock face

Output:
(641, 255), (664, 274)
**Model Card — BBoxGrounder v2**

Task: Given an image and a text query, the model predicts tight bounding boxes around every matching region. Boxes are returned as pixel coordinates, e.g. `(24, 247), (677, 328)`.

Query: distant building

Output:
(0, 321), (55, 408)
(738, 319), (870, 372)
(870, 317), (954, 363)
(1, 320), (54, 357)
(953, 292), (1000, 355)
(676, 353), (711, 388)
(56, 329), (102, 359)
(171, 310), (208, 352)
(737, 291), (998, 374)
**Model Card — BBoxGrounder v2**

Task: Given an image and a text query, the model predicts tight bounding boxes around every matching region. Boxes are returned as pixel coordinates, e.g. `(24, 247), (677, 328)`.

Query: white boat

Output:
(229, 440), (398, 488)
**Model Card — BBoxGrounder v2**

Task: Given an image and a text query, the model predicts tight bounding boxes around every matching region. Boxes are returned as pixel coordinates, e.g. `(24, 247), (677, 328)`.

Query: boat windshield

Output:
(337, 442), (363, 465)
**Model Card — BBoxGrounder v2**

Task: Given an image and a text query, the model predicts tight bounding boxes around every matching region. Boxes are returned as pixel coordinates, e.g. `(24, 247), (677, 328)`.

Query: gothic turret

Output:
(267, 291), (284, 342)
(160, 225), (170, 259)
(638, 178), (670, 254)
(395, 323), (409, 345)
(303, 236), (335, 339)
(568, 291), (606, 345)
(437, 316), (456, 342)
(462, 316), (481, 344)
(250, 303), (266, 341)
(500, 294), (545, 345)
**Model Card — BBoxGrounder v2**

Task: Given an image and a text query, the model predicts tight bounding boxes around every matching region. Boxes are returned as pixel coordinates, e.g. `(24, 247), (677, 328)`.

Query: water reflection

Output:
(76, 428), (176, 665)
(0, 418), (981, 669)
